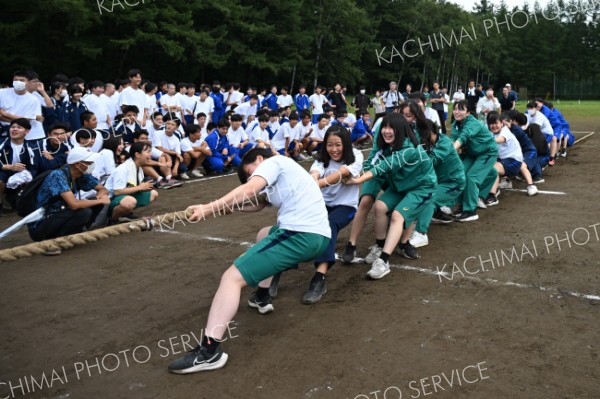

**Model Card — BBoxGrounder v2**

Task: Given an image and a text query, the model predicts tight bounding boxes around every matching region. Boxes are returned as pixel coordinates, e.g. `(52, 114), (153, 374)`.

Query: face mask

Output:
(360, 90), (366, 94)
(81, 163), (95, 175)
(13, 81), (27, 91)
(61, 89), (68, 98)
(528, 109), (537, 116)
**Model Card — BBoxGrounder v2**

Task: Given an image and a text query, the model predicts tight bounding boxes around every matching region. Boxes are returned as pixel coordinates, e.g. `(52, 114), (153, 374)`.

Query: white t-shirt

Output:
(153, 130), (181, 153)
(100, 93), (120, 120)
(452, 91), (465, 103)
(105, 158), (144, 192)
(182, 95), (199, 116)
(195, 97), (214, 118)
(310, 124), (329, 140)
(227, 126), (248, 146)
(344, 113), (357, 126)
(226, 91), (243, 111)
(299, 121), (313, 139)
(145, 94), (158, 118)
(251, 156), (331, 237)
(527, 111), (554, 136)
(443, 94), (450, 113)
(309, 94), (327, 114)
(93, 149), (117, 179)
(84, 94), (111, 129)
(160, 94), (182, 117)
(271, 123), (292, 150)
(69, 130), (104, 153)
(476, 97), (500, 115)
(10, 143), (24, 164)
(180, 136), (203, 152)
(249, 127), (270, 145)
(0, 88), (39, 127)
(119, 87), (147, 121)
(424, 107), (441, 128)
(234, 101), (257, 122)
(497, 126), (523, 162)
(310, 148), (363, 209)
(277, 95), (294, 108)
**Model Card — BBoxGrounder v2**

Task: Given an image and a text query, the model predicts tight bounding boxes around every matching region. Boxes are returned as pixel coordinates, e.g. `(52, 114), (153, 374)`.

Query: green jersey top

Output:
(427, 133), (465, 184)
(451, 114), (498, 157)
(368, 139), (437, 193)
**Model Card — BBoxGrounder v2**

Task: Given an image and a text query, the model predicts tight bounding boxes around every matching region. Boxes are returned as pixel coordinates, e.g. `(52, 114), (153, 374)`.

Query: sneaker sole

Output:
(431, 218), (453, 224)
(457, 215), (479, 222)
(366, 269), (390, 280)
(169, 353), (229, 374)
(248, 300), (274, 314)
(302, 287), (327, 304)
(485, 202), (499, 207)
(533, 179), (545, 184)
(409, 240), (428, 248)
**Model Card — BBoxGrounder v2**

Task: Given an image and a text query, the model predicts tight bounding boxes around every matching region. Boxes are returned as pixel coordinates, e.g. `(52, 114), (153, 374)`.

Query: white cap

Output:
(505, 83), (512, 87)
(67, 147), (100, 164)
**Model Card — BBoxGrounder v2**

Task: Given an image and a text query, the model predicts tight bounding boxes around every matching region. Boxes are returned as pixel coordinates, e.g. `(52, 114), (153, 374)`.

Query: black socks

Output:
(256, 286), (270, 300)
(380, 252), (390, 262)
(202, 334), (220, 355)
(376, 239), (385, 248)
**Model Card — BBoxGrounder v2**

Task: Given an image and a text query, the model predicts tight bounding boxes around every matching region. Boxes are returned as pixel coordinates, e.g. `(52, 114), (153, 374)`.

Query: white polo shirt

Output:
(251, 156), (331, 237)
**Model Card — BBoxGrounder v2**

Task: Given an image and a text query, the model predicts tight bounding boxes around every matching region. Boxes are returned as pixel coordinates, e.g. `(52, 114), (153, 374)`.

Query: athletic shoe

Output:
(398, 241), (421, 259)
(44, 248), (62, 256)
(342, 242), (356, 263)
(533, 176), (545, 184)
(191, 169), (204, 178)
(302, 276), (327, 304)
(455, 211), (479, 222)
(439, 206), (452, 215)
(560, 149), (567, 158)
(155, 179), (171, 189)
(168, 345), (228, 374)
(248, 292), (274, 314)
(498, 178), (513, 189)
(514, 175), (524, 182)
(483, 193), (499, 207)
(549, 158), (555, 166)
(452, 206), (463, 217)
(168, 178), (183, 187)
(268, 272), (282, 298)
(297, 153), (310, 161)
(223, 166), (234, 174)
(366, 258), (390, 280)
(180, 172), (190, 180)
(527, 184), (539, 196)
(409, 231), (429, 248)
(365, 244), (383, 264)
(431, 209), (454, 224)
(477, 197), (487, 209)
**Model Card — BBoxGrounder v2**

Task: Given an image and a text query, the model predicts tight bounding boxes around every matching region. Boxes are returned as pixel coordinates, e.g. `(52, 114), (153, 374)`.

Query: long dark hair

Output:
(376, 113), (419, 151)
(401, 100), (434, 150)
(318, 125), (355, 168)
(237, 148), (275, 184)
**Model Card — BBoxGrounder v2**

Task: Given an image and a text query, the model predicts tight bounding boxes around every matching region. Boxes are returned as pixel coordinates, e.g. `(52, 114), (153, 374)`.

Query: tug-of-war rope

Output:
(0, 209), (189, 263)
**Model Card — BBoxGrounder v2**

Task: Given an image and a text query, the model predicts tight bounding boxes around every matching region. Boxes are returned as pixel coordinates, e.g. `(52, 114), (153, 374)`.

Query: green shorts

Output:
(360, 176), (388, 199)
(378, 188), (436, 228)
(234, 226), (330, 287)
(109, 191), (152, 212)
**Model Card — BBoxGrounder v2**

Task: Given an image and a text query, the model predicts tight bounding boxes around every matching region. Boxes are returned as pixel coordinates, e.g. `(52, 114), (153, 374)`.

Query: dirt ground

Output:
(0, 121), (599, 399)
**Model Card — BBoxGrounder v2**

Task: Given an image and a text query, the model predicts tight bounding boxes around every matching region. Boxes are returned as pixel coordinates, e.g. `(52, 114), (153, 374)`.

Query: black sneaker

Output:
(302, 275), (327, 304)
(342, 242), (356, 263)
(431, 209), (454, 224)
(248, 292), (274, 314)
(455, 211), (479, 222)
(533, 175), (545, 184)
(268, 272), (282, 298)
(168, 345), (228, 374)
(483, 193), (499, 207)
(398, 241), (420, 260)
(452, 205), (463, 217)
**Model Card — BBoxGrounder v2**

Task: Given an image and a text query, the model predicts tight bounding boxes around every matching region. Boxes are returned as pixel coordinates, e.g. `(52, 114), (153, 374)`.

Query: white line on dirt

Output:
(174, 235), (600, 302)
(574, 131), (595, 145)
(503, 189), (567, 195)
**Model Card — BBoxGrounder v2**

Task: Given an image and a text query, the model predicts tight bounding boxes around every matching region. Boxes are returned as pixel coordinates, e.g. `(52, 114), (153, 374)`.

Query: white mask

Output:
(360, 90), (366, 94)
(13, 81), (27, 91)
(528, 109), (537, 116)
(61, 89), (68, 98)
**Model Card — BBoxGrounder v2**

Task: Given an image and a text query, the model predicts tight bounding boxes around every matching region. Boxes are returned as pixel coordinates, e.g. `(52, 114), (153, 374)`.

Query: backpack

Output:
(15, 167), (68, 217)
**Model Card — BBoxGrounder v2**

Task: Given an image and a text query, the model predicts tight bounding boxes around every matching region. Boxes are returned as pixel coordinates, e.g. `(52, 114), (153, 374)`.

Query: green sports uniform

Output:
(451, 115), (498, 212)
(361, 119), (387, 198)
(416, 133), (466, 233)
(368, 139), (437, 228)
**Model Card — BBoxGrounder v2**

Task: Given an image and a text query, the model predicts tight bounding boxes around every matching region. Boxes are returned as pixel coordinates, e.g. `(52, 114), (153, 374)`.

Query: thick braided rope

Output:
(0, 209), (192, 263)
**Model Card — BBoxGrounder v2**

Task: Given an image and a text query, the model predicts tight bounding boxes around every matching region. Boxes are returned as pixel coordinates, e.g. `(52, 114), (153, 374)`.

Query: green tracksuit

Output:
(368, 139), (438, 227)
(416, 133), (466, 233)
(451, 115), (498, 212)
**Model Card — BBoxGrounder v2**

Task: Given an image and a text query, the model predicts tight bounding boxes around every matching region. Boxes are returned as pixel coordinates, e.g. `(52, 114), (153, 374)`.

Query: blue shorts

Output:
(545, 134), (554, 143)
(499, 157), (522, 177)
(350, 131), (367, 142)
(277, 141), (296, 155)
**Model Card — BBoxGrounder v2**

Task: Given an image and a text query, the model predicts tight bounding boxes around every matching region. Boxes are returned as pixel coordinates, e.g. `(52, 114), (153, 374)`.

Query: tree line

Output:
(1, 0), (598, 97)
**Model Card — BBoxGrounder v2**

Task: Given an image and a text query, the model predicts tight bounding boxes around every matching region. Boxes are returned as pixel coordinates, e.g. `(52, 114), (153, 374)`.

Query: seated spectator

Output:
(351, 110), (373, 145)
(0, 119), (39, 212)
(343, 110), (357, 128)
(114, 105), (142, 144)
(152, 118), (186, 184)
(27, 147), (110, 254)
(63, 84), (88, 131)
(248, 114), (277, 155)
(272, 111), (302, 159)
(105, 142), (158, 223)
(181, 124), (209, 178)
(227, 114), (253, 158)
(129, 130), (177, 189)
(304, 114), (330, 155)
(95, 135), (125, 182)
(38, 123), (71, 173)
(203, 118), (241, 174)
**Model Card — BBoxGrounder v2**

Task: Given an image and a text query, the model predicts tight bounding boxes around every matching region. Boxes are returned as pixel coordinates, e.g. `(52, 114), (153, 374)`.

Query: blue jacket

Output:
(294, 94), (310, 112)
(210, 92), (225, 112)
(205, 129), (230, 158)
(0, 139), (39, 177)
(540, 105), (561, 135)
(352, 118), (371, 137)
(261, 93), (278, 110)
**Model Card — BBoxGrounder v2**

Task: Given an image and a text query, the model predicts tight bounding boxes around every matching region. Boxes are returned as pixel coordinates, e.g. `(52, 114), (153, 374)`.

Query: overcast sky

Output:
(446, 0), (552, 12)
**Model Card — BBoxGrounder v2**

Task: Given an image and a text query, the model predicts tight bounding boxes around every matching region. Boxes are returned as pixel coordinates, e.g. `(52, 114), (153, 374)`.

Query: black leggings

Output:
(436, 109), (446, 134)
(28, 207), (101, 242)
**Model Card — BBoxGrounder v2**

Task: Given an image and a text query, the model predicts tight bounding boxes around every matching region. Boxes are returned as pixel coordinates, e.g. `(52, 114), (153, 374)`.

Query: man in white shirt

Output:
(382, 81), (403, 113)
(452, 86), (465, 103)
(101, 83), (120, 121)
(304, 114), (330, 154)
(160, 84), (183, 121)
(233, 95), (259, 124)
(182, 84), (200, 126)
(0, 71), (42, 141)
(227, 114), (253, 158)
(276, 87), (294, 109)
(308, 86), (329, 124)
(83, 81), (111, 129)
(226, 83), (244, 112)
(195, 90), (214, 123)
(119, 69), (148, 126)
(476, 88), (500, 119)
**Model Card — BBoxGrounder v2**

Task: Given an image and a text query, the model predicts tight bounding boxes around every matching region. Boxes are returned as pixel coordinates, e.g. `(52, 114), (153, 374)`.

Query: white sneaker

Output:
(298, 154), (309, 161)
(365, 244), (383, 264)
(180, 172), (190, 180)
(499, 178), (512, 189)
(477, 197), (487, 209)
(410, 231), (429, 248)
(191, 169), (204, 178)
(527, 184), (538, 196)
(440, 206), (452, 215)
(366, 258), (390, 280)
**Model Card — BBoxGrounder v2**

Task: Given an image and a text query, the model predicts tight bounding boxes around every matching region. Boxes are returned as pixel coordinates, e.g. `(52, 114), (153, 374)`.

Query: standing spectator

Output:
(119, 69), (148, 126)
(402, 83), (413, 99)
(352, 86), (370, 116)
(294, 85), (310, 113)
(371, 89), (386, 121)
(382, 81), (403, 113)
(276, 87), (294, 109)
(101, 83), (120, 122)
(465, 79), (481, 115)
(505, 83), (519, 101)
(498, 86), (515, 112)
(261, 85), (279, 111)
(452, 86), (465, 103)
(0, 71), (40, 138)
(84, 81), (111, 129)
(328, 84), (347, 112)
(476, 88), (500, 121)
(63, 85), (88, 131)
(428, 81), (447, 134)
(210, 82), (225, 124)
(160, 84), (183, 121)
(308, 86), (329, 124)
(196, 90), (214, 123)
